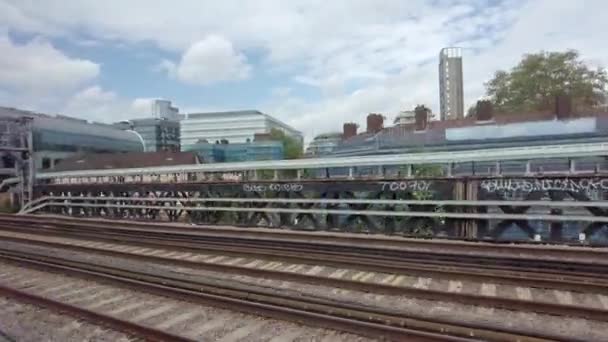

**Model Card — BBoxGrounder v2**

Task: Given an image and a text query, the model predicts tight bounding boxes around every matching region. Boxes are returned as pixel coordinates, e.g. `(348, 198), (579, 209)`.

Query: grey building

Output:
(151, 99), (179, 121)
(0, 107), (144, 171)
(114, 118), (180, 152)
(439, 47), (464, 121)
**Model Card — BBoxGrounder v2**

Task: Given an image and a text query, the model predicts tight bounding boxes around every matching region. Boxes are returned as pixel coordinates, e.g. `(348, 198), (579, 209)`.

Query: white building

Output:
(439, 47), (464, 121)
(393, 111), (415, 125)
(180, 110), (303, 150)
(152, 99), (179, 120)
(305, 132), (342, 156)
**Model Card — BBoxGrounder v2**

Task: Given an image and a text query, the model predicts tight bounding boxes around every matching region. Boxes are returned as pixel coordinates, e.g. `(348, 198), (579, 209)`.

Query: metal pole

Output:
(569, 159), (576, 174)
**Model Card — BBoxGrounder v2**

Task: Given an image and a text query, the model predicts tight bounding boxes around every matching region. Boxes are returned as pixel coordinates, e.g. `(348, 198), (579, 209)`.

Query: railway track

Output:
(0, 216), (608, 275)
(0, 247), (560, 342)
(6, 214), (608, 263)
(0, 284), (192, 342)
(0, 215), (607, 294)
(1, 214), (607, 340)
(0, 260), (366, 342)
(1, 228), (608, 323)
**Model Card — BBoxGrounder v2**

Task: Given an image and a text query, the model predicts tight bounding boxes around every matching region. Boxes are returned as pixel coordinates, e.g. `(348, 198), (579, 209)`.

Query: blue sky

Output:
(0, 0), (606, 142)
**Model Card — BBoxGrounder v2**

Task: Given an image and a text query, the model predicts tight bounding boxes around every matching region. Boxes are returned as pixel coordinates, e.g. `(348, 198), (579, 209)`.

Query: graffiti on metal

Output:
(243, 183), (304, 192)
(480, 178), (608, 193)
(381, 181), (433, 192)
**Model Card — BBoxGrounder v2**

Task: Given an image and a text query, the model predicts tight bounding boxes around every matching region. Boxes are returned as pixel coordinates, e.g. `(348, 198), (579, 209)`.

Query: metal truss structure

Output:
(32, 175), (608, 245)
(34, 141), (608, 182)
(0, 116), (34, 207)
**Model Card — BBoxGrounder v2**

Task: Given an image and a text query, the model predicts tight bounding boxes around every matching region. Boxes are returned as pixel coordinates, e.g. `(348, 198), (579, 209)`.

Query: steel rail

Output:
(3, 215), (607, 272)
(0, 284), (194, 342)
(30, 201), (608, 223)
(10, 214), (608, 258)
(0, 248), (537, 342)
(2, 232), (608, 324)
(0, 178), (18, 191)
(1, 219), (606, 295)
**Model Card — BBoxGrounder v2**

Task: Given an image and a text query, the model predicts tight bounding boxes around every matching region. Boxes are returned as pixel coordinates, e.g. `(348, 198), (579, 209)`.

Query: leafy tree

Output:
(483, 50), (608, 113)
(466, 105), (476, 117)
(269, 128), (303, 159)
(413, 164), (443, 177)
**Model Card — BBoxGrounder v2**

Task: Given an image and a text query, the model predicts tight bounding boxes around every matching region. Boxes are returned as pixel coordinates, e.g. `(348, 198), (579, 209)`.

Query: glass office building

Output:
(180, 110), (302, 150)
(184, 140), (284, 163)
(114, 118), (180, 152)
(0, 107), (144, 170)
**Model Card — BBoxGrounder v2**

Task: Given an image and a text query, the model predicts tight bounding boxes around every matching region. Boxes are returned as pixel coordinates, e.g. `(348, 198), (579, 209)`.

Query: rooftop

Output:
(53, 151), (200, 171)
(313, 132), (343, 140)
(332, 109), (608, 157)
(0, 106), (143, 144)
(183, 109), (302, 136)
(185, 110), (263, 119)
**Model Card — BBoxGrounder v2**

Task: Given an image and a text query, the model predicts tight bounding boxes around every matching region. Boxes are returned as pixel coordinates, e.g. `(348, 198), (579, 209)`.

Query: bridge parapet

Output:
(31, 175), (608, 245)
(33, 142), (608, 186)
(26, 142), (608, 244)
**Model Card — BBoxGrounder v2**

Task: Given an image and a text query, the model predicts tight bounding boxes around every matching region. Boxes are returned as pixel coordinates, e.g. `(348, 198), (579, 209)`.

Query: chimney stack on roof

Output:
(555, 94), (572, 120)
(476, 100), (494, 121)
(342, 123), (358, 140)
(414, 105), (429, 131)
(366, 113), (384, 133)
(254, 133), (274, 141)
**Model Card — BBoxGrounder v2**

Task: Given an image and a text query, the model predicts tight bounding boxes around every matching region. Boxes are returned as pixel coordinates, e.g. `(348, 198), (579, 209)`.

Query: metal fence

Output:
(26, 178), (608, 245)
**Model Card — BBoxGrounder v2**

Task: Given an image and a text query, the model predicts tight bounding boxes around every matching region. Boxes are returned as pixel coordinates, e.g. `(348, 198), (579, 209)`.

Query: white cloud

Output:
(63, 86), (120, 121)
(156, 59), (176, 76)
(2, 0), (608, 141)
(262, 0), (608, 142)
(63, 87), (163, 122)
(130, 98), (156, 115)
(0, 34), (99, 93)
(162, 35), (250, 85)
(270, 86), (292, 98)
(263, 66), (434, 143)
(66, 85), (116, 106)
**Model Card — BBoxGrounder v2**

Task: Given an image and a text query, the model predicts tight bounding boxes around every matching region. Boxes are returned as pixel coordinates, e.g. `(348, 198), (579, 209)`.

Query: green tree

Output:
(269, 128), (303, 159)
(413, 164), (443, 177)
(483, 50), (608, 113)
(466, 105), (476, 117)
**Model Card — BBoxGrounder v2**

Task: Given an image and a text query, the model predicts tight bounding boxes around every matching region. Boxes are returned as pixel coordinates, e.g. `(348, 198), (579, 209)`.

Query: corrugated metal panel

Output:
(446, 117), (597, 141)
(36, 142), (608, 179)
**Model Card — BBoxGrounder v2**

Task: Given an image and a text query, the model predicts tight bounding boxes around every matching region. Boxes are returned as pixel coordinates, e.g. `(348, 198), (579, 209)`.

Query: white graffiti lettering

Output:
(381, 181), (433, 192)
(243, 183), (304, 192)
(480, 178), (608, 193)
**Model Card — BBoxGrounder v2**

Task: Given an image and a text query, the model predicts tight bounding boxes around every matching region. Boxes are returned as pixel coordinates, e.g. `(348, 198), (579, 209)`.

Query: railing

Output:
(0, 178), (18, 192)
(23, 195), (608, 245)
(21, 195), (608, 210)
